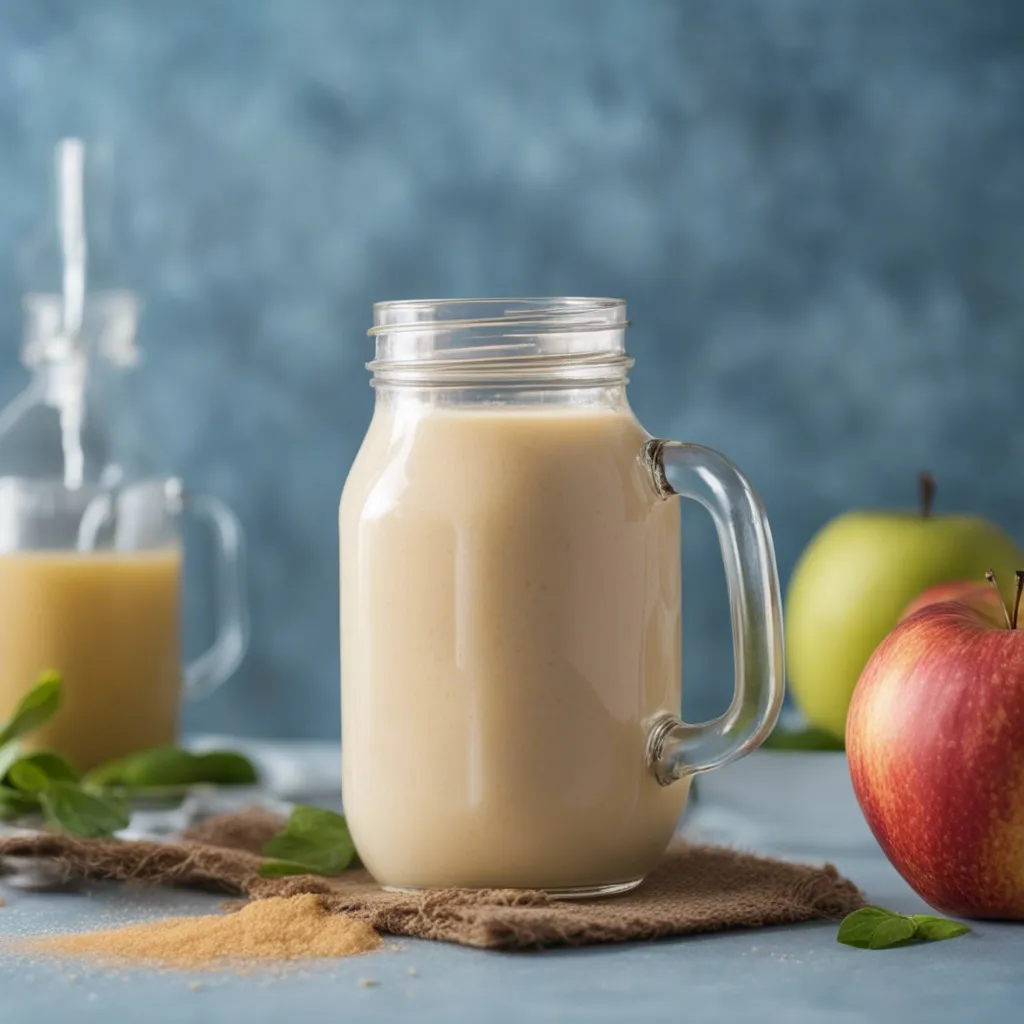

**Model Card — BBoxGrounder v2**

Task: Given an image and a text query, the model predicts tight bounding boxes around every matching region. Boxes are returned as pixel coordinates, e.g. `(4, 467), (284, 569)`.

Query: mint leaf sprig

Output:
(260, 805), (358, 878)
(838, 906), (971, 949)
(0, 672), (258, 839)
(0, 676), (127, 836)
(82, 746), (258, 792)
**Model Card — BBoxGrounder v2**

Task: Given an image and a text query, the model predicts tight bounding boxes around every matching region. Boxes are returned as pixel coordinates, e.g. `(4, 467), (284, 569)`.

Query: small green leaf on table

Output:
(838, 906), (971, 950)
(260, 805), (357, 878)
(837, 907), (898, 948)
(865, 916), (917, 949)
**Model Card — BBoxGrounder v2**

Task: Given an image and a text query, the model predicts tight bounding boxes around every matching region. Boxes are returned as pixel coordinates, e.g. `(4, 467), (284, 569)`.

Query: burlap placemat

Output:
(0, 807), (864, 950)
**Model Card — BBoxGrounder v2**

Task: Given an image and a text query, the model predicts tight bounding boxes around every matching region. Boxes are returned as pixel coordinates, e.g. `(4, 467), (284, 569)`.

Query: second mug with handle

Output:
(0, 476), (248, 772)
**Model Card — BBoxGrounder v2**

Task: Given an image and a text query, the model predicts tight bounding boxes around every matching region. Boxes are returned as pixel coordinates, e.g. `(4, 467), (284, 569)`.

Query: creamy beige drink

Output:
(0, 548), (182, 771)
(341, 402), (688, 891)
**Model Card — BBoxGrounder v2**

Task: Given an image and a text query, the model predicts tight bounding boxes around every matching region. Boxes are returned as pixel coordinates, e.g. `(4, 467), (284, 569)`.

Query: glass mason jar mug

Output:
(340, 298), (784, 896)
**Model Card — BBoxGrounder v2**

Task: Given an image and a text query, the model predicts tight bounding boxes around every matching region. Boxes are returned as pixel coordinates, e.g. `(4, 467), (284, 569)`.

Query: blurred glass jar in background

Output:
(0, 140), (248, 771)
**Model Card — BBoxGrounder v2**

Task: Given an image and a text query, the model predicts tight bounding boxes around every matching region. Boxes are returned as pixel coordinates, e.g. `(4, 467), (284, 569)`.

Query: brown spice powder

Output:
(21, 894), (381, 970)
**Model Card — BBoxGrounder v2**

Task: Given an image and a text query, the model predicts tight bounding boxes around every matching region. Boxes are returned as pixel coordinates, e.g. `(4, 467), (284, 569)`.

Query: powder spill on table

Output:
(15, 894), (380, 971)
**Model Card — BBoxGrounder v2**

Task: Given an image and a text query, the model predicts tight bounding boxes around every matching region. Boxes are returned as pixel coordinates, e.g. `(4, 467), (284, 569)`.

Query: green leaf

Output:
(83, 746), (257, 791)
(763, 724), (846, 752)
(0, 672), (62, 748)
(5, 750), (79, 792)
(260, 805), (356, 878)
(7, 750), (80, 794)
(259, 859), (324, 878)
(837, 907), (901, 948)
(8, 760), (51, 793)
(838, 906), (972, 950)
(868, 916), (917, 949)
(38, 781), (131, 838)
(191, 751), (258, 786)
(911, 915), (972, 942)
(83, 747), (197, 788)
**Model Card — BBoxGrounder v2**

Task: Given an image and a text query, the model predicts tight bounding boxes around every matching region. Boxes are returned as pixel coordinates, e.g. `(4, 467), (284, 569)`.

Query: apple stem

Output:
(1014, 571), (1024, 630)
(985, 570), (1013, 629)
(919, 472), (936, 518)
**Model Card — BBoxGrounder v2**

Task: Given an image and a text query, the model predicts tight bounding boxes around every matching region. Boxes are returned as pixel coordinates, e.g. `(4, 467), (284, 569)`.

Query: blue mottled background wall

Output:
(0, 0), (1022, 736)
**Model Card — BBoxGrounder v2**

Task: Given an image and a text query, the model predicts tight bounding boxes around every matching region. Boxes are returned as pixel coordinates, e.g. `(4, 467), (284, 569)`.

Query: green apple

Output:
(785, 475), (1024, 739)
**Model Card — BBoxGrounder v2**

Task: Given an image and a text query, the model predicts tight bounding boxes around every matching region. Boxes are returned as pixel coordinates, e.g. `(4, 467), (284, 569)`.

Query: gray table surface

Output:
(0, 747), (1018, 1024)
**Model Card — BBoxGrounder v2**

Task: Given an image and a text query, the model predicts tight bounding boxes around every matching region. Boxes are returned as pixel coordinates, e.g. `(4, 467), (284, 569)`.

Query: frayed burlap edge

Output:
(0, 809), (866, 950)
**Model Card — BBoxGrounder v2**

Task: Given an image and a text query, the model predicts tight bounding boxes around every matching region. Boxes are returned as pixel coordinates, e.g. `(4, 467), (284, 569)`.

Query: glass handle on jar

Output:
(641, 440), (785, 785)
(182, 492), (250, 700)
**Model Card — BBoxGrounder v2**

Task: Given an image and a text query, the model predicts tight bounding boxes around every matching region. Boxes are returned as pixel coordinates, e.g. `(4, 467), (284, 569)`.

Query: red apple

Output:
(847, 571), (1024, 919)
